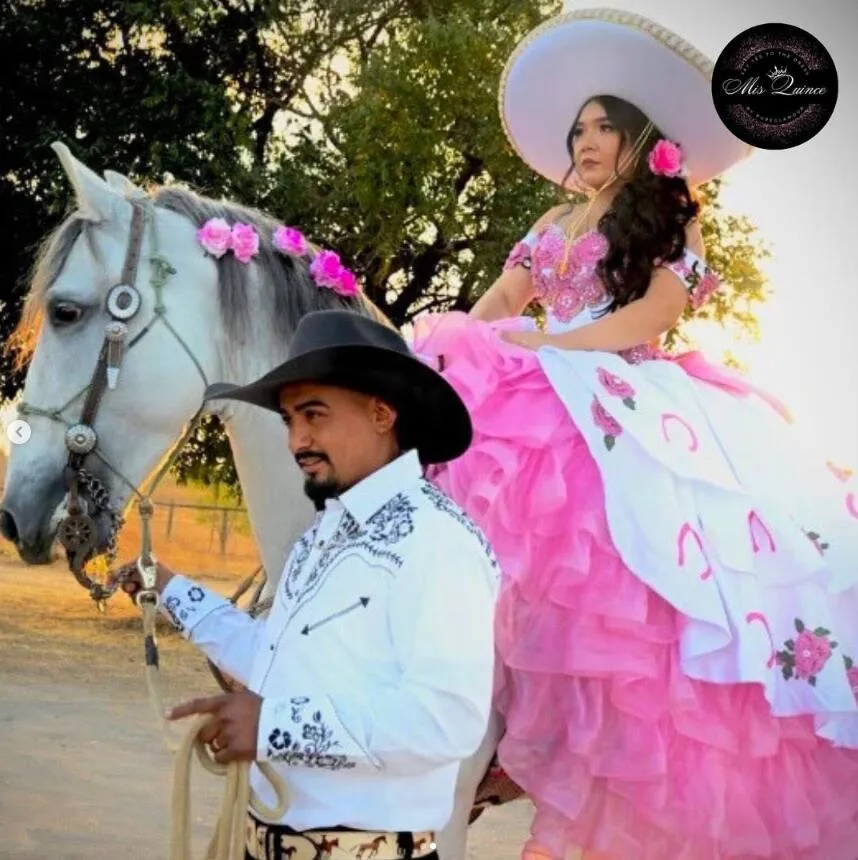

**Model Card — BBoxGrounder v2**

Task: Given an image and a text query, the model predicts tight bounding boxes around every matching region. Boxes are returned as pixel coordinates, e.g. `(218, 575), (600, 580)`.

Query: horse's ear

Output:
(50, 141), (121, 221)
(103, 169), (146, 200)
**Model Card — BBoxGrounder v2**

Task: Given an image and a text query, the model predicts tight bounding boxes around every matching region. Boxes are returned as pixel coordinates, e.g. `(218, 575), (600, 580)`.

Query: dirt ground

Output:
(0, 553), (533, 860)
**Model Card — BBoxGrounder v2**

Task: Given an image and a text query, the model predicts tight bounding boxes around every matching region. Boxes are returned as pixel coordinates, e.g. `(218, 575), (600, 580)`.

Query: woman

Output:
(412, 7), (858, 860)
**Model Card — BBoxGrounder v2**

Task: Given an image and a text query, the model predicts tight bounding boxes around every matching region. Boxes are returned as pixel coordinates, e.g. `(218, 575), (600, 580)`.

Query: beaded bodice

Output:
(504, 223), (720, 363)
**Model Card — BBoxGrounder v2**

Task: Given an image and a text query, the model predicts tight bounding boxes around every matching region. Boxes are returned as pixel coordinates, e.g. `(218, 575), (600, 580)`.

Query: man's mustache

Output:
(295, 452), (330, 467)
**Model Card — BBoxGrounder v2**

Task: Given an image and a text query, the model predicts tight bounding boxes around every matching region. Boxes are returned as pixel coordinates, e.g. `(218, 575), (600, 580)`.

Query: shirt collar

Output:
(326, 450), (423, 525)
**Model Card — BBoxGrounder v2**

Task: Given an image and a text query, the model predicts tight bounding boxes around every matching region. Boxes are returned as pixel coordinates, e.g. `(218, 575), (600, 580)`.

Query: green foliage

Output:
(3, 0), (770, 495)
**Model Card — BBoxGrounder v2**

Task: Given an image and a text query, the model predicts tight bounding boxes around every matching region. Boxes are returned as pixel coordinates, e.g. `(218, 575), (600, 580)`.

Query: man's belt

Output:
(245, 814), (436, 860)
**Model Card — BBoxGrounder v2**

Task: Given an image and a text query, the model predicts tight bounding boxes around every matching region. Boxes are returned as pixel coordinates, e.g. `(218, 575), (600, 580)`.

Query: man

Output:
(118, 310), (499, 860)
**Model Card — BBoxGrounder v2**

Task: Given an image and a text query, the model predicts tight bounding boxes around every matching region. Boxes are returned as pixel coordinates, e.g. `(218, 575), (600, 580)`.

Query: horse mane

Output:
(8, 183), (392, 369)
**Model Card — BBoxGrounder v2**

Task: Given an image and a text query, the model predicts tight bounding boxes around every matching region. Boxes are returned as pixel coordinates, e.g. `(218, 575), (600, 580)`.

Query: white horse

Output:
(0, 144), (505, 860)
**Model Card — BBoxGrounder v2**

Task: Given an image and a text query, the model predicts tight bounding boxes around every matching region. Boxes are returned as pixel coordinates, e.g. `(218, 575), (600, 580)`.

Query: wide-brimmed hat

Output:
(203, 310), (472, 465)
(499, 5), (753, 187)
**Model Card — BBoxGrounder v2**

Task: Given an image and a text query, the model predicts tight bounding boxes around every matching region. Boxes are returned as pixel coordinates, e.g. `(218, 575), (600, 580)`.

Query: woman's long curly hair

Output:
(565, 95), (699, 313)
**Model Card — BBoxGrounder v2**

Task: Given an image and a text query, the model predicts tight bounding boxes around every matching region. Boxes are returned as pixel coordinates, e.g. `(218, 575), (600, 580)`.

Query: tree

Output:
(2, 0), (769, 496)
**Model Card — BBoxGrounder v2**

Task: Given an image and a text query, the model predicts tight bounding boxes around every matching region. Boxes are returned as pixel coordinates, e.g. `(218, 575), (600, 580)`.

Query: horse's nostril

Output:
(0, 509), (20, 543)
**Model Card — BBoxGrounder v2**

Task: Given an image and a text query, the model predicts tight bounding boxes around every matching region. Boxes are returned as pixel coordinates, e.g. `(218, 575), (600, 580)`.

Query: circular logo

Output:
(711, 23), (838, 149)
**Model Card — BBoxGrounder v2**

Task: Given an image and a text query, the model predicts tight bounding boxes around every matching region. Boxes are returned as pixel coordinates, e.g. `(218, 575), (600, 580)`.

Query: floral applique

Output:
(596, 367), (637, 410)
(663, 254), (720, 309)
(267, 697), (357, 771)
(503, 240), (532, 271)
(844, 655), (858, 702)
(591, 397), (622, 451)
(803, 528), (830, 555)
(775, 618), (838, 686)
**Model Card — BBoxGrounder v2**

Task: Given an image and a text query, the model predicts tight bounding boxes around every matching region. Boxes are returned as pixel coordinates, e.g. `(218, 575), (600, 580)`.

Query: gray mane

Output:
(153, 186), (387, 342)
(14, 184), (389, 363)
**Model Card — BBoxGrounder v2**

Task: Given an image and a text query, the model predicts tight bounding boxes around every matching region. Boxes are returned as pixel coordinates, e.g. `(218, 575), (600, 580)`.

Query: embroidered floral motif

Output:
(163, 595), (185, 633)
(284, 507), (408, 609)
(664, 254), (721, 309)
(366, 494), (416, 545)
(503, 240), (532, 271)
(420, 481), (499, 569)
(596, 367), (637, 409)
(844, 655), (858, 702)
(618, 342), (665, 365)
(775, 618), (838, 686)
(267, 697), (356, 771)
(591, 397), (622, 451)
(188, 586), (204, 602)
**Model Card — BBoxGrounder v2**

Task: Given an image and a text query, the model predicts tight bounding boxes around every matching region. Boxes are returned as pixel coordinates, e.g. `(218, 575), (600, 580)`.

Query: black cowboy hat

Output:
(202, 310), (472, 465)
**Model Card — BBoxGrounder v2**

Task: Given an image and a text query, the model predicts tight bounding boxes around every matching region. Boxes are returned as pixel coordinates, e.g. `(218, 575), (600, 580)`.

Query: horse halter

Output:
(18, 198), (209, 605)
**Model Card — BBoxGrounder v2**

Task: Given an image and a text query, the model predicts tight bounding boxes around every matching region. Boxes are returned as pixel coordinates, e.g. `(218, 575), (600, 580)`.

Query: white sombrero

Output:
(499, 6), (753, 186)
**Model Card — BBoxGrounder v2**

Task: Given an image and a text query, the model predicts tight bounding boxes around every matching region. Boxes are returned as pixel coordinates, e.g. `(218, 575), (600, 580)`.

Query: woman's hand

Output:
(500, 329), (548, 351)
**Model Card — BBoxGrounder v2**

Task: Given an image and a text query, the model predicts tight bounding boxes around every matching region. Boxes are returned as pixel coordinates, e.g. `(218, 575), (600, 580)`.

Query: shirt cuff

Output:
(160, 575), (232, 639)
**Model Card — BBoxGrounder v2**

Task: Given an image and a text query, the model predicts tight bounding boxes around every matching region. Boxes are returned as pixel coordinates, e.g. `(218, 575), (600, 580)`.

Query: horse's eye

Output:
(49, 301), (84, 327)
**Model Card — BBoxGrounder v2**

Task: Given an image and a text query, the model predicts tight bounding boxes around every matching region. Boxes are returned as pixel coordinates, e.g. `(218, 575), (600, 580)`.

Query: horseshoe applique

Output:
(677, 523), (711, 580)
(745, 612), (777, 669)
(747, 510), (776, 553)
(661, 413), (699, 452)
(847, 492), (858, 519)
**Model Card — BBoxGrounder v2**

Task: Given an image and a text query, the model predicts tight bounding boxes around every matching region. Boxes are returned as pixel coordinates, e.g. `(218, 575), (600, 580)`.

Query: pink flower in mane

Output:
(230, 223), (260, 264)
(273, 226), (309, 256)
(196, 218), (233, 258)
(310, 250), (346, 288)
(648, 140), (685, 178)
(334, 268), (359, 297)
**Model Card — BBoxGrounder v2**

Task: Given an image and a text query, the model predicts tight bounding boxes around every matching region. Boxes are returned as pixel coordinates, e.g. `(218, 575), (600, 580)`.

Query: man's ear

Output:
(371, 397), (398, 435)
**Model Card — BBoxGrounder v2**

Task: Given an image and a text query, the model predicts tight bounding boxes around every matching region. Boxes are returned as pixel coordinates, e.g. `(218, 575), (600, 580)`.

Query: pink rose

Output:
(597, 367), (636, 400)
(793, 630), (832, 680)
(591, 397), (622, 438)
(273, 226), (308, 256)
(648, 140), (684, 178)
(230, 223), (259, 264)
(196, 217), (233, 258)
(334, 268), (359, 297)
(847, 666), (858, 700)
(310, 250), (345, 287)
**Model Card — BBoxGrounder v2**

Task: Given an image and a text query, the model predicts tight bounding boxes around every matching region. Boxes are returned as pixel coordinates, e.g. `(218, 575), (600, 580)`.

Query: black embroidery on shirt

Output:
(188, 586), (204, 603)
(163, 595), (186, 633)
(284, 504), (409, 609)
(366, 493), (417, 544)
(266, 698), (357, 771)
(420, 481), (499, 568)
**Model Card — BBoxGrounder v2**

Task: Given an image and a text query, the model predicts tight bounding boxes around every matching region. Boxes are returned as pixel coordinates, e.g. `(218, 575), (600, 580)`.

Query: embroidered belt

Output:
(245, 814), (436, 860)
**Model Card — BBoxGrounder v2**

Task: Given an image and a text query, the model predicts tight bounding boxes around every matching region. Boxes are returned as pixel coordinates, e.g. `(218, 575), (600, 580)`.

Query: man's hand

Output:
(111, 558), (176, 600)
(168, 691), (263, 764)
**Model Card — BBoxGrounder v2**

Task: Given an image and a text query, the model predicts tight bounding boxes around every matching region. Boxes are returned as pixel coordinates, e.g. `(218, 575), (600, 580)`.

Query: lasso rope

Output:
(138, 575), (288, 859)
(170, 714), (290, 860)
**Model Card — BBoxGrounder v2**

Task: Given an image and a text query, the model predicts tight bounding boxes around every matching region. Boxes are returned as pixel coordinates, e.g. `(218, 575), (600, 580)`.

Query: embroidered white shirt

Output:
(160, 450), (499, 832)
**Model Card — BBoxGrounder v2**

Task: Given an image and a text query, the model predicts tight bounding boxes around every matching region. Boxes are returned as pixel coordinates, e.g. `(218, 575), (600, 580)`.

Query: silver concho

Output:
(106, 284), (141, 320)
(65, 424), (98, 455)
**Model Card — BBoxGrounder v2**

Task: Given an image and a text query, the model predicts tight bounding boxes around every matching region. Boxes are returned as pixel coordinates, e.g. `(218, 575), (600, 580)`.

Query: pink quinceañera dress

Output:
(412, 223), (858, 859)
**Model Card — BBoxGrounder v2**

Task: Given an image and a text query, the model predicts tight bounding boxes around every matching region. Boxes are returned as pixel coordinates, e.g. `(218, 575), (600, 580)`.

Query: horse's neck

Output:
(219, 343), (315, 593)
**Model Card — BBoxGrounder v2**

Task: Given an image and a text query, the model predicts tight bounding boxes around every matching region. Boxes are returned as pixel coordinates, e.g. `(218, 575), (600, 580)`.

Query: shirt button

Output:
(269, 645), (275, 651)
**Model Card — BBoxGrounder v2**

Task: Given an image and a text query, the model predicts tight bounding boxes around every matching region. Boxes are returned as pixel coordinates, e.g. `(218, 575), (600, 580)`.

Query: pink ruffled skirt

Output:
(412, 312), (858, 860)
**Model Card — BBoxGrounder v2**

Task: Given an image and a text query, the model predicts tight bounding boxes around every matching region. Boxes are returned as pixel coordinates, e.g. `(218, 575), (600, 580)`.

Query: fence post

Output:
(219, 509), (230, 555)
(166, 501), (175, 540)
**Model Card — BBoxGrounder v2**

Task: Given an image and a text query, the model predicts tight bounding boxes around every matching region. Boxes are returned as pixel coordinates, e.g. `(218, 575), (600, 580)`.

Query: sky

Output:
(3, 1), (856, 467)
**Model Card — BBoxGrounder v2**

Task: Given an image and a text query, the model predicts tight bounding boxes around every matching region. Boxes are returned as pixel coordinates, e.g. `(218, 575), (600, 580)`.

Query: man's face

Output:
(279, 381), (399, 507)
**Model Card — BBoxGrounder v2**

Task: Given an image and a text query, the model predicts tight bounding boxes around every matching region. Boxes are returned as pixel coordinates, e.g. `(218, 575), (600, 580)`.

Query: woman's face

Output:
(570, 100), (629, 191)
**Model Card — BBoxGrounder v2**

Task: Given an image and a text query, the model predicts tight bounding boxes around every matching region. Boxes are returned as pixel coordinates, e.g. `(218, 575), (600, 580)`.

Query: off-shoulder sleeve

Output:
(661, 248), (721, 309)
(503, 231), (539, 272)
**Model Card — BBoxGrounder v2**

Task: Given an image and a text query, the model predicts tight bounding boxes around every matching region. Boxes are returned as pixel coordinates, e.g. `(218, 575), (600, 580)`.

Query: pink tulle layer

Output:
(412, 312), (858, 860)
